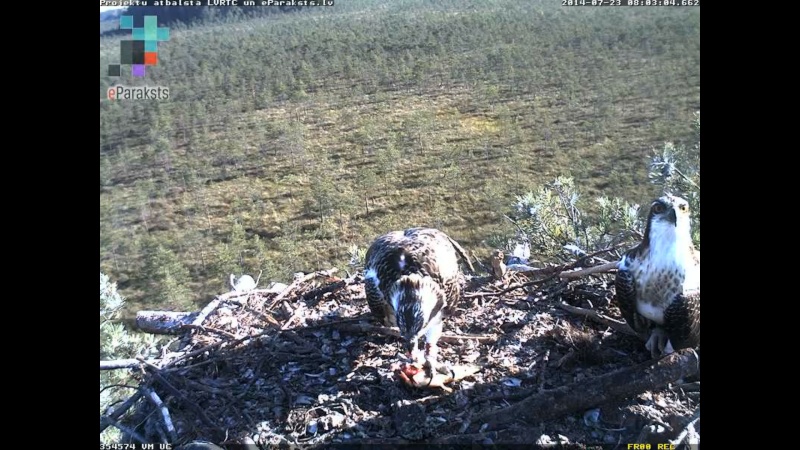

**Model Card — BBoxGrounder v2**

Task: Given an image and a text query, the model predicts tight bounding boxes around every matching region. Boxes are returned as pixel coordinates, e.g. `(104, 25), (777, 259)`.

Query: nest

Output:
(101, 263), (700, 448)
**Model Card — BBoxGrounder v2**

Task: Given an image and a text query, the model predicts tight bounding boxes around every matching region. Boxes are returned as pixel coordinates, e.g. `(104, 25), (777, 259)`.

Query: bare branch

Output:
(557, 302), (639, 337)
(338, 322), (497, 344)
(101, 359), (144, 371)
(143, 386), (178, 442)
(558, 260), (618, 279)
(470, 349), (700, 431)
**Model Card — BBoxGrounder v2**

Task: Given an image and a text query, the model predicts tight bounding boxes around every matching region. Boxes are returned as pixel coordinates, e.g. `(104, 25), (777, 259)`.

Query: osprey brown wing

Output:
(663, 289), (700, 350)
(614, 248), (650, 335)
(400, 228), (467, 305)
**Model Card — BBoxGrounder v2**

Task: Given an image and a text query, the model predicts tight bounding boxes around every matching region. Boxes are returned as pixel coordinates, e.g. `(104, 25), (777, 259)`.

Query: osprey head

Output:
(390, 274), (442, 354)
(645, 194), (692, 242)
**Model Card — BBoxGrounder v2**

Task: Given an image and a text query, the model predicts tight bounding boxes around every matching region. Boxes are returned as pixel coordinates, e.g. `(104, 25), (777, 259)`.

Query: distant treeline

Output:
(100, 5), (303, 35)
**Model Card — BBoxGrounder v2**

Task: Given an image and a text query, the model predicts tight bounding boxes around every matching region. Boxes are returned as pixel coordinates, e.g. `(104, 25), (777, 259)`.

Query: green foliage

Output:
(507, 177), (642, 261)
(503, 114), (701, 262)
(347, 244), (368, 272)
(100, 272), (160, 444)
(649, 111), (700, 247)
(141, 238), (193, 308)
(100, 1), (699, 314)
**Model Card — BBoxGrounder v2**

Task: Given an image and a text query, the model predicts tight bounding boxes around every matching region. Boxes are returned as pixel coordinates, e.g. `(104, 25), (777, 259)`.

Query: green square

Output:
(144, 16), (157, 41)
(157, 27), (170, 41)
(120, 15), (133, 29)
(132, 28), (145, 40)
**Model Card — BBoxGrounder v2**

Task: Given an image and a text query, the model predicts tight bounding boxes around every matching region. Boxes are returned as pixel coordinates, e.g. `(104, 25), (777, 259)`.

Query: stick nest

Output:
(106, 265), (700, 448)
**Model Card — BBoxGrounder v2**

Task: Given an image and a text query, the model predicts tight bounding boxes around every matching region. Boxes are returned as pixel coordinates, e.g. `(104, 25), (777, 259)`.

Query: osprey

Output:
(615, 194), (700, 358)
(364, 227), (475, 374)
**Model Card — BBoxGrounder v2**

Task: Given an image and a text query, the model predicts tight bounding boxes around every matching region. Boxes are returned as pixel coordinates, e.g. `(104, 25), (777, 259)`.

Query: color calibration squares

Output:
(107, 16), (170, 78)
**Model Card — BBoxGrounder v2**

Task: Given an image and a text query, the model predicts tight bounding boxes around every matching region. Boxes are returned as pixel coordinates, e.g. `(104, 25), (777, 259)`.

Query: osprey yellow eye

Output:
(679, 204), (688, 212)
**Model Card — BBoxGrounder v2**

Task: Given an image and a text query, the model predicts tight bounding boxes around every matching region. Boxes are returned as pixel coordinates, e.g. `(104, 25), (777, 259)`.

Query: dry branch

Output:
(267, 268), (339, 310)
(302, 273), (362, 301)
(180, 324), (239, 340)
(557, 302), (640, 337)
(191, 298), (223, 327)
(558, 260), (618, 279)
(143, 386), (178, 442)
(670, 406), (701, 446)
(148, 369), (224, 433)
(101, 359), (144, 371)
(467, 250), (621, 298)
(338, 323), (497, 344)
(472, 348), (700, 431)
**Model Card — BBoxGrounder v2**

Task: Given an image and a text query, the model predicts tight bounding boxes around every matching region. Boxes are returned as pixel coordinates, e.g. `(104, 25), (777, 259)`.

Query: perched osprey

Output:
(364, 227), (475, 374)
(615, 194), (700, 358)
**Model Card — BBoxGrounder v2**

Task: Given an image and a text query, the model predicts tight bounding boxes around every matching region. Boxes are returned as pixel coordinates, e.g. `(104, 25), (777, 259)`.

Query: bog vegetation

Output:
(99, 0), (700, 320)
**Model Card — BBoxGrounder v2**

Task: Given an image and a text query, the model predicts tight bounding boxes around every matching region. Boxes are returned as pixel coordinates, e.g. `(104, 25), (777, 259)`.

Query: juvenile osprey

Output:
(615, 194), (700, 358)
(364, 227), (475, 374)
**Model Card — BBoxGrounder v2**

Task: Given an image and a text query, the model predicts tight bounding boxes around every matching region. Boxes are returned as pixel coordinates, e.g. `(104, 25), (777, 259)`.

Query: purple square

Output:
(132, 65), (146, 77)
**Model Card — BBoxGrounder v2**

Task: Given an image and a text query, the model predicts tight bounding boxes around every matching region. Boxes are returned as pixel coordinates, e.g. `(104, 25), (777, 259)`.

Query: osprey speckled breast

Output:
(363, 227), (474, 373)
(615, 194), (700, 358)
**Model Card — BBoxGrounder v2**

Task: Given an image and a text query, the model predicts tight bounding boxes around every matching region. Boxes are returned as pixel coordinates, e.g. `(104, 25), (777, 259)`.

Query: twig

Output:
(558, 261), (618, 279)
(557, 302), (640, 337)
(675, 167), (700, 191)
(503, 214), (529, 242)
(468, 349), (701, 431)
(191, 298), (222, 327)
(338, 323), (496, 344)
(472, 385), (540, 405)
(281, 309), (301, 330)
(142, 386), (178, 442)
(183, 378), (234, 398)
(163, 317), (364, 371)
(180, 324), (239, 340)
(147, 369), (224, 434)
(162, 340), (227, 370)
(268, 268), (339, 311)
(465, 272), (561, 298)
(670, 406), (701, 446)
(242, 306), (281, 326)
(302, 274), (363, 301)
(254, 269), (263, 288)
(100, 388), (144, 433)
(99, 384), (139, 395)
(467, 251), (620, 298)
